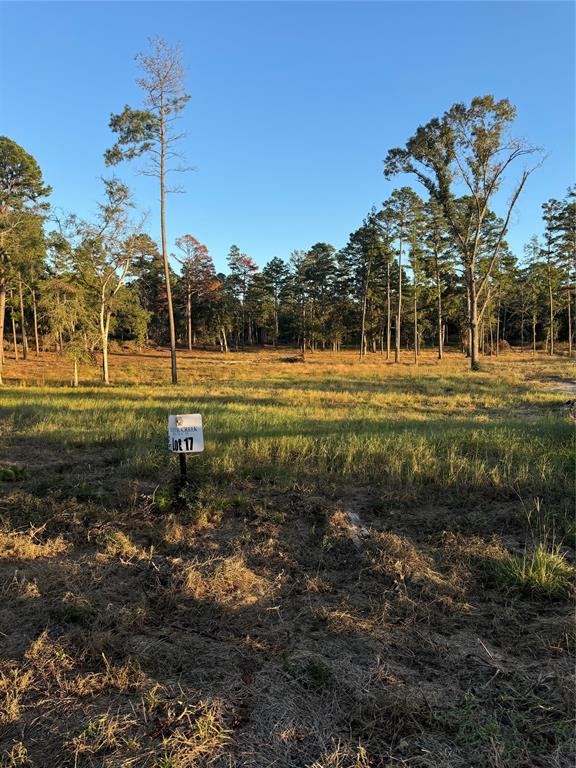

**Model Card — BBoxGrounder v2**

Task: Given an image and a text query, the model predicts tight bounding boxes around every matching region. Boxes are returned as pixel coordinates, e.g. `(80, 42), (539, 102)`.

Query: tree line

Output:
(0, 40), (574, 385)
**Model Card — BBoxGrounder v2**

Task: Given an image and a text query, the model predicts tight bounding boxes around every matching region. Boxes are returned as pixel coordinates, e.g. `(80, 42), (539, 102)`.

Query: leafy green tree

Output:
(112, 284), (150, 348)
(381, 188), (423, 363)
(105, 38), (190, 384)
(128, 234), (167, 345)
(407, 207), (426, 363)
(384, 95), (542, 369)
(542, 189), (575, 356)
(0, 137), (51, 382)
(58, 179), (141, 384)
(422, 200), (454, 359)
(523, 236), (548, 354)
(227, 245), (258, 348)
(373, 208), (397, 359)
(261, 257), (290, 347)
(8, 210), (46, 359)
(341, 214), (387, 356)
(175, 235), (217, 350)
(541, 198), (567, 355)
(288, 250), (310, 357)
(212, 272), (236, 352)
(303, 243), (338, 351)
(557, 187), (576, 356)
(483, 243), (517, 354)
(40, 275), (98, 386)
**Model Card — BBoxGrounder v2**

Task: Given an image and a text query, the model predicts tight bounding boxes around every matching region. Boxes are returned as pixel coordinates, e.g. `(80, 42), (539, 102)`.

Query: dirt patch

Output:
(0, 478), (573, 767)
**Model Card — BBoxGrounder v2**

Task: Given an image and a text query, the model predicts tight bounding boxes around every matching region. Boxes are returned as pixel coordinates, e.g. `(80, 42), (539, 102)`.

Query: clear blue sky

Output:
(1, 1), (574, 272)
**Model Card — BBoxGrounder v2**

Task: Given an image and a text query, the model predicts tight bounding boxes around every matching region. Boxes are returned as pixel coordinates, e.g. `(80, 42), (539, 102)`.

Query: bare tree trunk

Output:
(413, 274), (418, 365)
(465, 286), (471, 358)
(17, 275), (28, 360)
(385, 262), (391, 361)
(532, 313), (537, 356)
(73, 359), (79, 388)
(301, 300), (306, 362)
(10, 295), (18, 361)
(547, 260), (554, 356)
(186, 284), (192, 351)
(435, 260), (443, 360)
(489, 317), (494, 356)
(274, 303), (279, 348)
(0, 281), (5, 383)
(395, 237), (403, 363)
(495, 291), (501, 357)
(32, 289), (39, 356)
(568, 295), (573, 358)
(160, 100), (178, 384)
(359, 266), (371, 358)
(100, 300), (111, 385)
(520, 294), (525, 353)
(468, 268), (480, 370)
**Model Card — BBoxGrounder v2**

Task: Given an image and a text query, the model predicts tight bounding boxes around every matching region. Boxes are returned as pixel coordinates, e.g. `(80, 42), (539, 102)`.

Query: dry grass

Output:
(178, 554), (273, 607)
(0, 347), (573, 767)
(0, 742), (30, 768)
(0, 527), (68, 560)
(309, 742), (371, 768)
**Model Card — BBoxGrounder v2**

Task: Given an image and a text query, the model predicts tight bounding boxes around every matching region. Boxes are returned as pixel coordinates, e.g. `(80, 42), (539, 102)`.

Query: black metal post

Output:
(179, 452), (187, 483)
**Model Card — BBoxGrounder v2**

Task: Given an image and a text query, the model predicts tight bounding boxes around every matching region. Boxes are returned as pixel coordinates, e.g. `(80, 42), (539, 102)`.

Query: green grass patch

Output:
(496, 542), (574, 599)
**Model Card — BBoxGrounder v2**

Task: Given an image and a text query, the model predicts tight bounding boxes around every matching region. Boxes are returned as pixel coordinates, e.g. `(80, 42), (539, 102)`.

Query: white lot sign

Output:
(168, 414), (204, 453)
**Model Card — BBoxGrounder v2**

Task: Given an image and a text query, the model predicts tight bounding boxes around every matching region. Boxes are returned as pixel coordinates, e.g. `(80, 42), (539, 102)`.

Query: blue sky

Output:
(0, 1), (574, 272)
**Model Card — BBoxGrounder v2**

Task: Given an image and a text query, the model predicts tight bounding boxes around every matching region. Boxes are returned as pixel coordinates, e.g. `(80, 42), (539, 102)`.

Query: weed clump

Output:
(309, 742), (371, 768)
(179, 554), (271, 607)
(0, 742), (30, 768)
(496, 543), (574, 599)
(497, 497), (576, 599)
(94, 527), (146, 560)
(155, 702), (231, 766)
(67, 713), (133, 758)
(0, 466), (27, 482)
(0, 527), (69, 560)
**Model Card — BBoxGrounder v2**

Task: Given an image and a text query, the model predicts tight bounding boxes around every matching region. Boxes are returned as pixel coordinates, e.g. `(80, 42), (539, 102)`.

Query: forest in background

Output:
(1, 40), (574, 386)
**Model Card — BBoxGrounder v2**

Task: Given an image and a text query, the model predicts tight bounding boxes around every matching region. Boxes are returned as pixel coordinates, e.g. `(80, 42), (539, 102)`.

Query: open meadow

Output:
(0, 348), (574, 768)
(2, 0), (575, 764)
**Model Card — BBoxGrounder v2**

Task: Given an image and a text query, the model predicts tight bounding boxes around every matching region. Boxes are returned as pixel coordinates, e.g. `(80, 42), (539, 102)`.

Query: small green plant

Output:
(68, 713), (125, 756)
(0, 742), (31, 768)
(231, 494), (250, 510)
(0, 466), (27, 482)
(496, 543), (573, 598)
(177, 484), (228, 528)
(152, 757), (178, 768)
(498, 497), (575, 599)
(155, 486), (174, 513)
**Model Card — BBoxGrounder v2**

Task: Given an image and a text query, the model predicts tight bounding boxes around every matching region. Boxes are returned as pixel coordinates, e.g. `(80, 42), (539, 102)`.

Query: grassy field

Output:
(0, 348), (574, 767)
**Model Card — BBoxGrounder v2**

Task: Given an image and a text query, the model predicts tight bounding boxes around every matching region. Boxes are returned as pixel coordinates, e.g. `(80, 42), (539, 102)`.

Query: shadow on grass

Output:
(0, 483), (573, 768)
